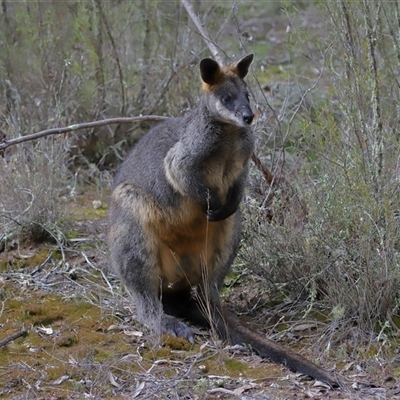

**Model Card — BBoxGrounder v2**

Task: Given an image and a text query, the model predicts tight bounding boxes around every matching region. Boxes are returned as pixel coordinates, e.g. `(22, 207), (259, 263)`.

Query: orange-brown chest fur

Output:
(110, 183), (235, 294)
(148, 197), (234, 293)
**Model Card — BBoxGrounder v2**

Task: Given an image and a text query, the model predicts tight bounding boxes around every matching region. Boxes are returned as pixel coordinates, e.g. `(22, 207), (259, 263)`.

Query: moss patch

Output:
(0, 248), (56, 272)
(225, 358), (247, 374)
(0, 288), (133, 396)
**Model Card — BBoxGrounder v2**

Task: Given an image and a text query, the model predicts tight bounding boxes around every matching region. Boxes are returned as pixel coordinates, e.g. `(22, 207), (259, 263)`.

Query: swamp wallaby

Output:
(108, 54), (338, 387)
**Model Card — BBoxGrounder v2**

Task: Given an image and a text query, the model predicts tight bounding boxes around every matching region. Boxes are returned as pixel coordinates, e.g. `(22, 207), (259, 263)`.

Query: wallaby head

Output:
(200, 54), (254, 127)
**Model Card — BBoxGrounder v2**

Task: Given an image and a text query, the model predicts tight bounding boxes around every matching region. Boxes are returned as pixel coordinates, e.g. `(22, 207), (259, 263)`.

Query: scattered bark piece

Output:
(0, 329), (28, 347)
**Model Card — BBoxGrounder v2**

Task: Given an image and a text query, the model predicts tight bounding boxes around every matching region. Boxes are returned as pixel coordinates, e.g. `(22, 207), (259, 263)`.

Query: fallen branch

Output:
(0, 329), (28, 347)
(0, 116), (168, 152)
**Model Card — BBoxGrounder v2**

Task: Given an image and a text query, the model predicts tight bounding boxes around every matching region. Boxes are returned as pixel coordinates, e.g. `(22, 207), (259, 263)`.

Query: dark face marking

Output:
(212, 77), (254, 126)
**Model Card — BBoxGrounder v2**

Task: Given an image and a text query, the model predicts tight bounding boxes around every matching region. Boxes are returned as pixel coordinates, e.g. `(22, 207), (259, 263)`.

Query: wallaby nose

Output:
(243, 110), (254, 125)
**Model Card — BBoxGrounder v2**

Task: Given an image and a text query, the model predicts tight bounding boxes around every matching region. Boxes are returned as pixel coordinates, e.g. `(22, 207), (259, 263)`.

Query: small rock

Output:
(92, 200), (102, 210)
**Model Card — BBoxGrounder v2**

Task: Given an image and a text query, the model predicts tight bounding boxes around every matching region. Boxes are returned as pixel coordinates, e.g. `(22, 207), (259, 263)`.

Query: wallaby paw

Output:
(207, 207), (233, 222)
(206, 209), (219, 222)
(162, 315), (195, 344)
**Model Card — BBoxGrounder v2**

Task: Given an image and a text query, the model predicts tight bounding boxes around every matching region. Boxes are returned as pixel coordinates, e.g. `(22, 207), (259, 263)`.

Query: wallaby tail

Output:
(220, 307), (342, 388)
(163, 295), (342, 387)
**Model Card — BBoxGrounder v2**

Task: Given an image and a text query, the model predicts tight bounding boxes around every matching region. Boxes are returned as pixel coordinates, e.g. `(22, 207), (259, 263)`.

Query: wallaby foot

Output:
(161, 314), (195, 344)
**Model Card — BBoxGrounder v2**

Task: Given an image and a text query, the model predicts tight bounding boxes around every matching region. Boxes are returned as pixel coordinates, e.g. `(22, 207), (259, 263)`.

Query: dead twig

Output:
(208, 388), (241, 397)
(251, 153), (276, 185)
(0, 116), (168, 152)
(0, 329), (28, 347)
(180, 0), (224, 65)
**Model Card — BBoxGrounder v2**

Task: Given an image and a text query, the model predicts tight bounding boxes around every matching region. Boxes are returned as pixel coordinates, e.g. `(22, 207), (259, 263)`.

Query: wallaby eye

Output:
(221, 95), (232, 105)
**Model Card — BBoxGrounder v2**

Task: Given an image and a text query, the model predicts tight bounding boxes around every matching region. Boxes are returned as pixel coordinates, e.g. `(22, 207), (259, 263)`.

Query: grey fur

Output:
(108, 54), (255, 342)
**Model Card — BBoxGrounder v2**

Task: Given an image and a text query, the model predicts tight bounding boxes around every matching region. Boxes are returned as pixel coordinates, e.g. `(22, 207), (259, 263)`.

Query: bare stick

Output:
(95, 0), (126, 116)
(0, 329), (28, 347)
(180, 0), (224, 65)
(0, 116), (168, 152)
(251, 153), (275, 185)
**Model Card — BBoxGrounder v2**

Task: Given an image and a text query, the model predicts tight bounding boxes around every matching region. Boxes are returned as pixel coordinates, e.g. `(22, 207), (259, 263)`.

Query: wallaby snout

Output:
(242, 108), (254, 125)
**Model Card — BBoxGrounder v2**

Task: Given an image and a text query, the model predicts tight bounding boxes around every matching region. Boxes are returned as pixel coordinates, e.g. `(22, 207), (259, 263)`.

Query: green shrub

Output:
(240, 0), (400, 349)
(0, 137), (70, 246)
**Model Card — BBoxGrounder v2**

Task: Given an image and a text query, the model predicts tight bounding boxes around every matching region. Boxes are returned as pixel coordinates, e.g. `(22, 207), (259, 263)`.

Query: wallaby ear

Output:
(231, 54), (254, 79)
(200, 58), (222, 85)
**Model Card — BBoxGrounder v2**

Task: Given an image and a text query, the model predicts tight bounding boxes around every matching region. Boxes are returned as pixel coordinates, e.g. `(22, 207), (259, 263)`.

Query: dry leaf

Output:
(200, 341), (209, 350)
(234, 383), (257, 394)
(37, 326), (53, 335)
(108, 324), (125, 331)
(50, 375), (69, 385)
(312, 380), (331, 389)
(342, 361), (355, 371)
(68, 355), (78, 365)
(293, 323), (317, 331)
(108, 372), (120, 388)
(132, 381), (145, 398)
(123, 329), (143, 337)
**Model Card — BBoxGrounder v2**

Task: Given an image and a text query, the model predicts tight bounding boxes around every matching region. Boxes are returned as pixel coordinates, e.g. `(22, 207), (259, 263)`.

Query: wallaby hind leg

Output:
(108, 208), (195, 343)
(162, 292), (208, 326)
(163, 289), (227, 341)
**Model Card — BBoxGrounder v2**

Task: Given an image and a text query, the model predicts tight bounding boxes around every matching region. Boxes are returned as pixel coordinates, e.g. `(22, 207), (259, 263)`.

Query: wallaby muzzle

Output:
(242, 108), (254, 125)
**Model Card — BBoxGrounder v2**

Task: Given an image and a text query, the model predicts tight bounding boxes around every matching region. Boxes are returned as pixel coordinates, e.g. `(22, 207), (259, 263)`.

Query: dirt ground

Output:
(1, 192), (399, 399)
